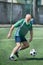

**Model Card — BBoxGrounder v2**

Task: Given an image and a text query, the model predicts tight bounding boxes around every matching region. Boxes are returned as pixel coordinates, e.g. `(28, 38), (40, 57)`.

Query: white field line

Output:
(0, 37), (43, 41)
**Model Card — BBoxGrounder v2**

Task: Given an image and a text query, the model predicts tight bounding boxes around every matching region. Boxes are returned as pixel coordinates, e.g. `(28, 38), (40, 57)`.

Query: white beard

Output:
(26, 21), (30, 25)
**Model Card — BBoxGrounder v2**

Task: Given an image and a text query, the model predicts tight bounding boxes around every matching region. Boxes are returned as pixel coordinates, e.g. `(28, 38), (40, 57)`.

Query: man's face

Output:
(27, 17), (31, 22)
(25, 14), (31, 22)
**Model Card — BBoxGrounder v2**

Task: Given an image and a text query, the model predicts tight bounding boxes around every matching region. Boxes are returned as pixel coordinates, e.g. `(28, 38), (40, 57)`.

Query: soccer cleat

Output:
(9, 56), (16, 61)
(9, 56), (14, 61)
(15, 52), (19, 58)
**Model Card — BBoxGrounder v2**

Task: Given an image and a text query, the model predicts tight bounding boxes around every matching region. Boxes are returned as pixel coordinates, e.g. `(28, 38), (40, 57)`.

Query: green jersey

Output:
(14, 19), (32, 36)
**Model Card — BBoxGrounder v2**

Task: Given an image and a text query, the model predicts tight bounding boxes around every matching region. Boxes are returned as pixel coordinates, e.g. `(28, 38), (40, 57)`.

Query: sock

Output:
(10, 53), (14, 57)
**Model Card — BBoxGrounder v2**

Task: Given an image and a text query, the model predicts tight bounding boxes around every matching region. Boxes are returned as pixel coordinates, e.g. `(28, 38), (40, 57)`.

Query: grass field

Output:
(0, 27), (43, 65)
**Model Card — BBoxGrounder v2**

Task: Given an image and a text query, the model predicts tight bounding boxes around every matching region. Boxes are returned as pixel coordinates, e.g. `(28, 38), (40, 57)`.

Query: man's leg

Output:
(19, 41), (29, 50)
(9, 42), (21, 60)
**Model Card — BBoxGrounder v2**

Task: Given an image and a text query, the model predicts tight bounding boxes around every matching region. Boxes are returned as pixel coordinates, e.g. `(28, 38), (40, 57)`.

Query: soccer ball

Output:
(30, 49), (36, 56)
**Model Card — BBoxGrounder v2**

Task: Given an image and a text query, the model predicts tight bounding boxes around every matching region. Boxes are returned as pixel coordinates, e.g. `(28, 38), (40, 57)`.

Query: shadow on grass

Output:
(18, 57), (43, 61)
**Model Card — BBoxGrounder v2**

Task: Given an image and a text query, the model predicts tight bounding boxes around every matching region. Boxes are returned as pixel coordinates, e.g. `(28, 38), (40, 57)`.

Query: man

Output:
(7, 14), (33, 60)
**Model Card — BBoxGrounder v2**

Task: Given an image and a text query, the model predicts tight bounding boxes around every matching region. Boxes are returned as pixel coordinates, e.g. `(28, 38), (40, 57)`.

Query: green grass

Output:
(0, 27), (43, 65)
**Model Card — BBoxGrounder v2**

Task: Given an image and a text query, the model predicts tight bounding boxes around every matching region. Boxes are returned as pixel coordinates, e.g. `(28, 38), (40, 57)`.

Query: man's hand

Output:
(7, 33), (11, 39)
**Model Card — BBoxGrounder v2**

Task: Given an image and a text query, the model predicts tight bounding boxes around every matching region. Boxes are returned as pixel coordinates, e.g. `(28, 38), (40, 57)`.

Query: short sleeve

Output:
(14, 19), (24, 27)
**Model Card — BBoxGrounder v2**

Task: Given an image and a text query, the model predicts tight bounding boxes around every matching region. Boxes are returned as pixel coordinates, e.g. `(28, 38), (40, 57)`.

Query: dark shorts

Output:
(15, 36), (27, 43)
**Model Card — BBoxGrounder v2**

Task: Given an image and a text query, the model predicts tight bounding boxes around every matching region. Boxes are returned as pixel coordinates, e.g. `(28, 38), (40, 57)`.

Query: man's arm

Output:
(7, 19), (23, 38)
(7, 25), (14, 38)
(29, 30), (33, 42)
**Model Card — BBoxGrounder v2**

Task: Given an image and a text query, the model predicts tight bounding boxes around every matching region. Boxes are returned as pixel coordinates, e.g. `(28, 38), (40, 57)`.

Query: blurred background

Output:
(0, 0), (43, 24)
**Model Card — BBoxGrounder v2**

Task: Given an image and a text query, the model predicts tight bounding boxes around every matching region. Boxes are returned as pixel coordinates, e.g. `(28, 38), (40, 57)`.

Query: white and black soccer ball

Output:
(30, 49), (36, 56)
